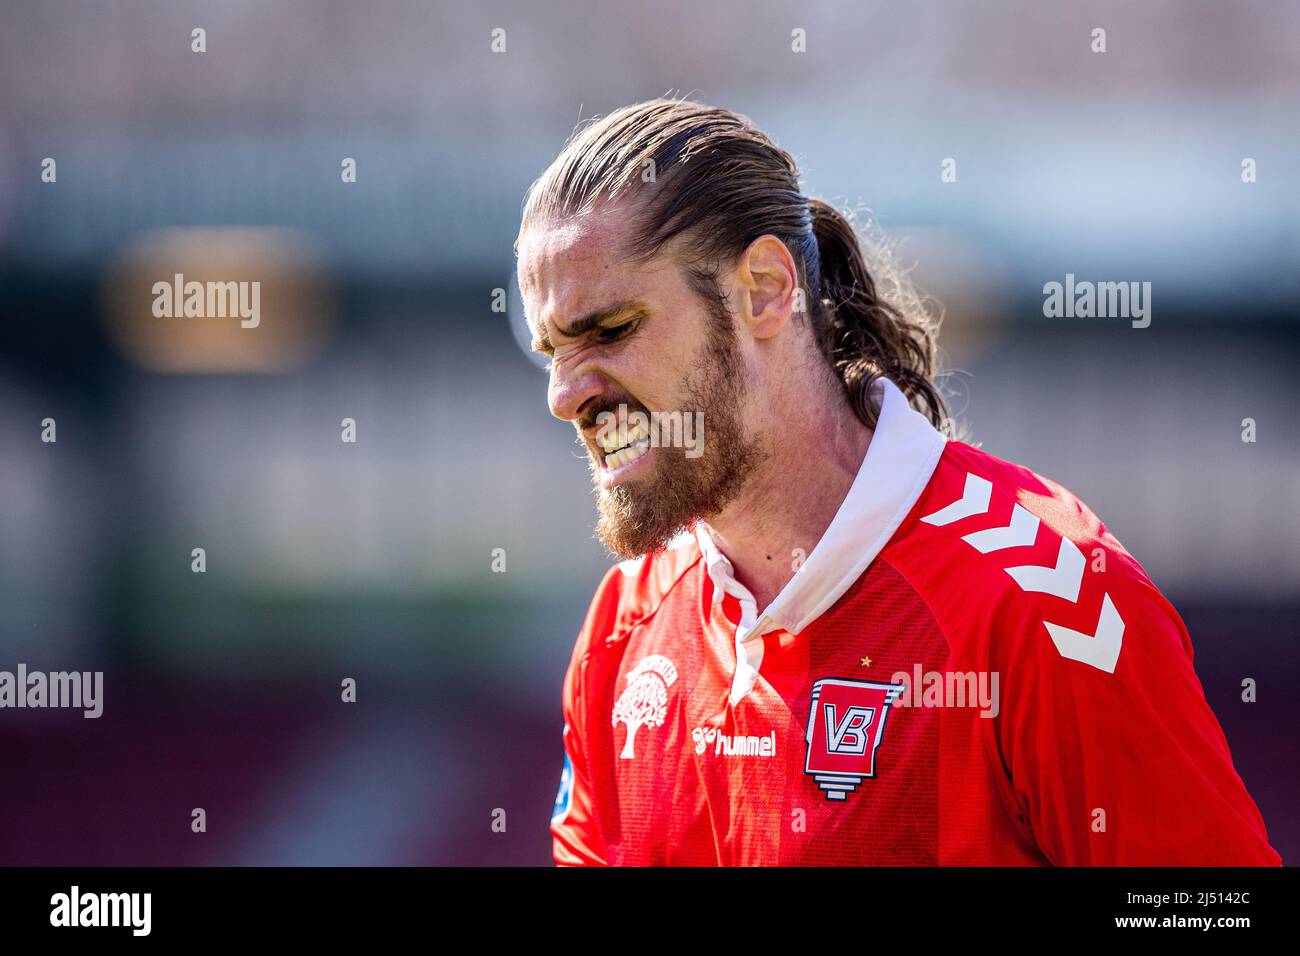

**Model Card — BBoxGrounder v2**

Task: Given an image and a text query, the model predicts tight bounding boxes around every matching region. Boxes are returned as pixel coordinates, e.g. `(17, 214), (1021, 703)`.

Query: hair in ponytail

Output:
(806, 199), (947, 430)
(519, 98), (951, 432)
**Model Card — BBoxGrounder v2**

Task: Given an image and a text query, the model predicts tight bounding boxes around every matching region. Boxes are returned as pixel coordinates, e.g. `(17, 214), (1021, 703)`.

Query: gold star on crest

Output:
(860, 655), (872, 667)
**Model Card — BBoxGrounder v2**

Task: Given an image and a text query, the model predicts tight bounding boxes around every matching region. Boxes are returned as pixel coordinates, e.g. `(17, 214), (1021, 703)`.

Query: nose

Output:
(548, 356), (606, 424)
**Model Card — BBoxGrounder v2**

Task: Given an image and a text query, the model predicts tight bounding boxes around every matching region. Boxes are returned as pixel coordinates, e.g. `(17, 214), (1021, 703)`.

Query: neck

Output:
(703, 386), (874, 612)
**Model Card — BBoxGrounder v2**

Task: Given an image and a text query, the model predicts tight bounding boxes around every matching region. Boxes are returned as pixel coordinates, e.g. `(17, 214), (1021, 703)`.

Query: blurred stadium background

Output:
(0, 0), (1296, 864)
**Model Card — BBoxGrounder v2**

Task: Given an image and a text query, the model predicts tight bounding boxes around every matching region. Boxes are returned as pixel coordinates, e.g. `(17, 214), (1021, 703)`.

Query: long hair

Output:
(518, 98), (950, 431)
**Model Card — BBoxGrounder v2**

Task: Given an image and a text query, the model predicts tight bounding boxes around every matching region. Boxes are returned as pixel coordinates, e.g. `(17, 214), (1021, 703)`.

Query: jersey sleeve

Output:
(985, 567), (1281, 866)
(550, 565), (625, 867)
(551, 687), (605, 866)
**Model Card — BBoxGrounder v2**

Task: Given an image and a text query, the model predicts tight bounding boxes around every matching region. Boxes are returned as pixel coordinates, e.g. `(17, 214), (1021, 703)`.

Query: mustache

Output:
(576, 396), (645, 433)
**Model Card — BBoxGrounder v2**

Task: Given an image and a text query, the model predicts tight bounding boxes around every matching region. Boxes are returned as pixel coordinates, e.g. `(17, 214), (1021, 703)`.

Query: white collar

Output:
(695, 376), (947, 642)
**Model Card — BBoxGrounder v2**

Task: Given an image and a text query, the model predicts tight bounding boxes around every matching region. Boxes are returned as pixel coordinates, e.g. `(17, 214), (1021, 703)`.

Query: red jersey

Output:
(549, 378), (1281, 866)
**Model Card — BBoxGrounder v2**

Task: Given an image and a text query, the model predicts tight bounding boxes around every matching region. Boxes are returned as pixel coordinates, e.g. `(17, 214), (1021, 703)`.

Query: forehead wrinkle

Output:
(518, 221), (600, 327)
(524, 249), (637, 345)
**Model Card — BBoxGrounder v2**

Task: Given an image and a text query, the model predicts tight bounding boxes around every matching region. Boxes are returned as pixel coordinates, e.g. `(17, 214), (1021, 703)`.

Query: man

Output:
(514, 99), (1280, 865)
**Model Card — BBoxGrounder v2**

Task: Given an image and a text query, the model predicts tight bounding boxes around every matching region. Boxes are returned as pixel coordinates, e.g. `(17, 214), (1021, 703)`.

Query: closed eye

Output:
(530, 312), (644, 370)
(596, 316), (642, 344)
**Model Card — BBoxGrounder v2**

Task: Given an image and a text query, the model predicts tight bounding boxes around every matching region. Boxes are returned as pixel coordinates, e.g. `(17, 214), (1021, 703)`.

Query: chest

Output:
(586, 576), (954, 865)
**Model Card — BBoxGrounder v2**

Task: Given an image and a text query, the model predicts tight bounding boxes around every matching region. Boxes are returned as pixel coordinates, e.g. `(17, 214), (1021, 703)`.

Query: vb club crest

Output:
(803, 678), (904, 799)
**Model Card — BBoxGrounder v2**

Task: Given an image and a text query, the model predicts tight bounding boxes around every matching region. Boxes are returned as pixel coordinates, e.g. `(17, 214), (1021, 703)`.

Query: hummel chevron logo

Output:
(963, 503), (1038, 553)
(1008, 536), (1085, 603)
(1044, 593), (1124, 675)
(920, 472), (1123, 674)
(920, 473), (991, 527)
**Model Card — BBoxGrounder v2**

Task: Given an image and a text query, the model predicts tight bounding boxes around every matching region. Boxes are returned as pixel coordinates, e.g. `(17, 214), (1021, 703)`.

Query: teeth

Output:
(597, 421), (649, 455)
(605, 436), (650, 471)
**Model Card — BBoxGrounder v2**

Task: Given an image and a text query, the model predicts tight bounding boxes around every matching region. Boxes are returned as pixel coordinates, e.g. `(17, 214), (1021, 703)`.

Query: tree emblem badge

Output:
(611, 654), (679, 759)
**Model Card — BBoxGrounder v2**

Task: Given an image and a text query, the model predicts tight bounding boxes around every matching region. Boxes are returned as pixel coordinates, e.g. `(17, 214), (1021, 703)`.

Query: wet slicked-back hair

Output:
(518, 98), (949, 431)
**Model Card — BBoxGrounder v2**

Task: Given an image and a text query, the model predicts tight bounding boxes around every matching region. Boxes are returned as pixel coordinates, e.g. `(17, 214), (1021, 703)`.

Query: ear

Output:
(733, 235), (800, 341)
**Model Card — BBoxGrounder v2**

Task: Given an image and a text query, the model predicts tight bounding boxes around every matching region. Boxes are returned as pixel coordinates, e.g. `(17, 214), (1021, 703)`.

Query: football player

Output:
(514, 99), (1280, 866)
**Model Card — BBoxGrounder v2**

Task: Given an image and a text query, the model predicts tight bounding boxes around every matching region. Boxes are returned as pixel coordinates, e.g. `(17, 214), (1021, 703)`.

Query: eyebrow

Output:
(531, 299), (648, 353)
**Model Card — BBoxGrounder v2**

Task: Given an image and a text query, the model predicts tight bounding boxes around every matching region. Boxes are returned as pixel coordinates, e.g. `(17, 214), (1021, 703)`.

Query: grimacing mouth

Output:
(586, 415), (653, 472)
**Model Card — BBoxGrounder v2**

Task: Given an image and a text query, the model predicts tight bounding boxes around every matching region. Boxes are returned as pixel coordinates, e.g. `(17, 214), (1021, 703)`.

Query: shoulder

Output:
(880, 440), (1188, 677)
(567, 534), (703, 668)
(560, 535), (701, 733)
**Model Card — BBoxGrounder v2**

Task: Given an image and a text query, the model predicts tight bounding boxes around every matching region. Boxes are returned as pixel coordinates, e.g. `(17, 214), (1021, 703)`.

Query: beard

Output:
(584, 311), (768, 560)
